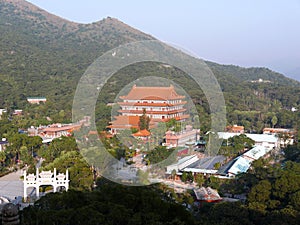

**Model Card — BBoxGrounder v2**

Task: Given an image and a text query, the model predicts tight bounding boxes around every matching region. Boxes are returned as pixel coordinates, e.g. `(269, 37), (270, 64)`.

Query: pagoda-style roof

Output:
(107, 115), (139, 129)
(120, 85), (185, 100)
(132, 129), (151, 137)
(118, 101), (187, 107)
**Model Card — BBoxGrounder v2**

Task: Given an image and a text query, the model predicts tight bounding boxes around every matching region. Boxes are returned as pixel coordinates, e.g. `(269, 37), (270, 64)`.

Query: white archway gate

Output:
(23, 168), (69, 201)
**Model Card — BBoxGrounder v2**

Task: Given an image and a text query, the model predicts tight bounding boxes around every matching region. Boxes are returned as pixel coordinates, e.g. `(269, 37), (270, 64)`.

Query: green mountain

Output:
(0, 0), (299, 132)
(0, 0), (153, 109)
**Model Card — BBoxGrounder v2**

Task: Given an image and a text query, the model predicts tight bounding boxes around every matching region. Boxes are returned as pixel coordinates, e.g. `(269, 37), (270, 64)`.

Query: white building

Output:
(227, 157), (251, 177)
(242, 145), (272, 161)
(263, 128), (295, 146)
(222, 145), (273, 178)
(166, 155), (199, 174)
(218, 132), (279, 150)
(164, 125), (199, 148)
(27, 97), (47, 104)
(0, 109), (7, 119)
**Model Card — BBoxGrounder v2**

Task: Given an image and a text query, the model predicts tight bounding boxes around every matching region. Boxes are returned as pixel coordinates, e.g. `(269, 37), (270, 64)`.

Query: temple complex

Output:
(108, 85), (189, 134)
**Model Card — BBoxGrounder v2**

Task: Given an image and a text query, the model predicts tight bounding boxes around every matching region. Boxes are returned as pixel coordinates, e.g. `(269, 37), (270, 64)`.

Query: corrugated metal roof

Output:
(218, 132), (278, 143)
(243, 145), (270, 160)
(228, 157), (251, 175)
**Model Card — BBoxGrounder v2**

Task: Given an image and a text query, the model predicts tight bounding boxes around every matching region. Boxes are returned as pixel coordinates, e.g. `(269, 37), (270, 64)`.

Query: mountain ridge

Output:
(0, 0), (299, 133)
(1, 0), (299, 85)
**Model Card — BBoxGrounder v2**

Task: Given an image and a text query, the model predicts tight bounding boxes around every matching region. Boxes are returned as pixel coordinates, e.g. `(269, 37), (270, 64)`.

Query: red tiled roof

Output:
(120, 85), (185, 100)
(226, 125), (244, 133)
(133, 129), (151, 137)
(42, 124), (81, 132)
(118, 101), (187, 107)
(109, 115), (140, 127)
(107, 115), (155, 129)
(263, 128), (294, 134)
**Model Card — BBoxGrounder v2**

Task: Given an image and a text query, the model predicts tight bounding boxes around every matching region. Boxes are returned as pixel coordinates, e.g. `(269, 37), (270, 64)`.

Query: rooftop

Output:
(132, 129), (151, 137)
(227, 157), (251, 175)
(42, 124), (81, 132)
(120, 85), (185, 100)
(194, 187), (222, 202)
(185, 155), (226, 171)
(263, 128), (295, 134)
(243, 145), (270, 161)
(218, 132), (278, 143)
(27, 97), (46, 100)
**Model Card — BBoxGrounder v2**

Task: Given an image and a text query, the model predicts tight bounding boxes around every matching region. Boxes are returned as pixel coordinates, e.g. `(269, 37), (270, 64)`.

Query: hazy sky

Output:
(27, 0), (300, 81)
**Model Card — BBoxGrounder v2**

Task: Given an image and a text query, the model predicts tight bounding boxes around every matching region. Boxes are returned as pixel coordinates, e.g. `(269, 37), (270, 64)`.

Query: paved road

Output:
(0, 170), (24, 200)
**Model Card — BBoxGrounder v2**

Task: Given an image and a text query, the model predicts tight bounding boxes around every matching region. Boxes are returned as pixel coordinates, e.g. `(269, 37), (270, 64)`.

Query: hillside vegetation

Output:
(0, 0), (299, 134)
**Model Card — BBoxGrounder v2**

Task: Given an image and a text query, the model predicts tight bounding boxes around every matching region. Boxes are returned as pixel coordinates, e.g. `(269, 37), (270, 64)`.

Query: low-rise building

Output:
(218, 145), (273, 178)
(242, 145), (271, 161)
(108, 115), (155, 135)
(13, 109), (23, 116)
(132, 129), (151, 141)
(225, 125), (244, 133)
(227, 157), (251, 177)
(166, 155), (199, 175)
(183, 155), (226, 176)
(165, 125), (199, 148)
(39, 123), (81, 139)
(263, 128), (296, 146)
(0, 109), (7, 119)
(166, 154), (226, 178)
(0, 138), (8, 151)
(27, 97), (47, 104)
(194, 187), (222, 203)
(218, 132), (279, 150)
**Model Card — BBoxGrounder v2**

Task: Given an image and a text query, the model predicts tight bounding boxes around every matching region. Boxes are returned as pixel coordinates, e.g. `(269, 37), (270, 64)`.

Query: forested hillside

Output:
(0, 0), (153, 110)
(0, 0), (299, 134)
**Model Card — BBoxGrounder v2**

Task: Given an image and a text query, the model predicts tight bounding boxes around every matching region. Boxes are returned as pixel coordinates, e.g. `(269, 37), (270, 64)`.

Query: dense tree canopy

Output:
(21, 184), (196, 225)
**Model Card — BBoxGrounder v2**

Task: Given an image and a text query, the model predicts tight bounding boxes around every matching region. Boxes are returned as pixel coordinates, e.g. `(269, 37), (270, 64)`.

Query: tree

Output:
(20, 146), (30, 163)
(42, 151), (93, 191)
(271, 115), (278, 128)
(290, 191), (300, 211)
(181, 172), (188, 183)
(219, 134), (255, 158)
(150, 122), (167, 147)
(214, 162), (221, 170)
(195, 173), (205, 187)
(248, 180), (272, 203)
(21, 185), (197, 225)
(206, 176), (221, 189)
(139, 108), (150, 130)
(171, 169), (177, 180)
(187, 172), (194, 183)
(45, 136), (78, 161)
(0, 151), (6, 166)
(144, 146), (174, 164)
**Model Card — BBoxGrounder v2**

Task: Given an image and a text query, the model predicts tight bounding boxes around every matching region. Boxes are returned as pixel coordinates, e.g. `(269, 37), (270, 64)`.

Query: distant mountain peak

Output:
(1, 0), (77, 30)
(1, 0), (153, 40)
